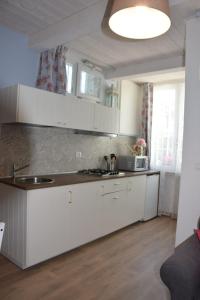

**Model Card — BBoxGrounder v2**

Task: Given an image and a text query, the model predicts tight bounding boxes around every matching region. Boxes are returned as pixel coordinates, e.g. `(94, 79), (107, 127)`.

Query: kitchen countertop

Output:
(0, 170), (160, 190)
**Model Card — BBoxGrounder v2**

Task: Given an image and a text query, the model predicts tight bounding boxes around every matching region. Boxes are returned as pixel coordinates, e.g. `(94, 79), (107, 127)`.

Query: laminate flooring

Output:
(0, 216), (176, 300)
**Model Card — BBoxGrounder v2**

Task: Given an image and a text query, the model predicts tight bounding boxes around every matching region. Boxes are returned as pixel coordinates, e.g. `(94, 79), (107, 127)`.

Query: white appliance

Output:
(0, 222), (5, 250)
(118, 155), (148, 172)
(144, 174), (160, 221)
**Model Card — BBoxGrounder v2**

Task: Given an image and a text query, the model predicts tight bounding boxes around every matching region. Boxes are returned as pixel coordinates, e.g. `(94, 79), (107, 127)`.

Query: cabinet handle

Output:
(112, 196), (120, 200)
(114, 183), (120, 186)
(68, 191), (72, 204)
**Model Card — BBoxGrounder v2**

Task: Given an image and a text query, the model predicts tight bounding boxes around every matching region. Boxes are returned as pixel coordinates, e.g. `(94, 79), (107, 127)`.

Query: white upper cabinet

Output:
(76, 63), (104, 103)
(68, 98), (94, 131)
(0, 84), (72, 127)
(0, 84), (119, 134)
(120, 80), (142, 136)
(18, 85), (72, 127)
(94, 104), (119, 134)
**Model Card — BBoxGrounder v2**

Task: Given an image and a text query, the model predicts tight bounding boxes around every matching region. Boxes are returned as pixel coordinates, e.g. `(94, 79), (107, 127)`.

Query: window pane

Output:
(80, 71), (87, 94)
(151, 82), (185, 173)
(66, 63), (73, 94)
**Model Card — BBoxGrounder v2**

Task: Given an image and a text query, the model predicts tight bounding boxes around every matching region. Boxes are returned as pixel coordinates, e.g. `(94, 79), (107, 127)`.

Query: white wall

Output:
(0, 25), (39, 88)
(176, 18), (200, 245)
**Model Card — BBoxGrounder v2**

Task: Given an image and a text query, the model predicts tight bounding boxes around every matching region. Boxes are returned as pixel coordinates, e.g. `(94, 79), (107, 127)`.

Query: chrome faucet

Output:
(12, 163), (30, 178)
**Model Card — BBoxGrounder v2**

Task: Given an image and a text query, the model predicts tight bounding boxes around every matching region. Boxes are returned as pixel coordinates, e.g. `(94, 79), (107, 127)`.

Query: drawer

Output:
(99, 178), (127, 195)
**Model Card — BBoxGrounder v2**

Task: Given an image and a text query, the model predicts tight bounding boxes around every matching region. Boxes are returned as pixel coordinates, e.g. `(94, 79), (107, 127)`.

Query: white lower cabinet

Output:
(127, 176), (147, 223)
(144, 174), (159, 221)
(0, 175), (148, 269)
(100, 176), (146, 236)
(101, 190), (128, 235)
(26, 187), (71, 267)
(66, 182), (102, 248)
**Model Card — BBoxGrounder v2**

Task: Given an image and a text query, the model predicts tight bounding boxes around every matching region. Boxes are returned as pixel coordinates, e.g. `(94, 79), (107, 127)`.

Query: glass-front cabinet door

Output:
(76, 63), (104, 103)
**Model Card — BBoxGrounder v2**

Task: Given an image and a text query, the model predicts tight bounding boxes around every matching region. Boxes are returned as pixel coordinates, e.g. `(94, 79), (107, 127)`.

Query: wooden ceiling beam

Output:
(104, 54), (185, 79)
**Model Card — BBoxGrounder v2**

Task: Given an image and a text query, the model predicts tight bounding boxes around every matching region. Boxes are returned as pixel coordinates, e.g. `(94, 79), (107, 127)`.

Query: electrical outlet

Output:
(76, 151), (82, 159)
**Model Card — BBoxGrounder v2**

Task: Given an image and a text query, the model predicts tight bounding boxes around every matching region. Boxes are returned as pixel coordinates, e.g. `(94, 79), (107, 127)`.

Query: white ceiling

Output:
(0, 0), (200, 70)
(0, 0), (99, 34)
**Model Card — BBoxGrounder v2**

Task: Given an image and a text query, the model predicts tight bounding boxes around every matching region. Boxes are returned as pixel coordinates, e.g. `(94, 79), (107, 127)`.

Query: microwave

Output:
(117, 155), (149, 172)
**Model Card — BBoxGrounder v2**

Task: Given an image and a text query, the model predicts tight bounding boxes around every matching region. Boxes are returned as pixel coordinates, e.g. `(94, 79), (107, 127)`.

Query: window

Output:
(151, 82), (185, 173)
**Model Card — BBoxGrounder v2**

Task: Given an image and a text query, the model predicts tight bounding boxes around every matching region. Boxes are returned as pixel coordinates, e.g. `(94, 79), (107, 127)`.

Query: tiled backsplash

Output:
(0, 125), (136, 177)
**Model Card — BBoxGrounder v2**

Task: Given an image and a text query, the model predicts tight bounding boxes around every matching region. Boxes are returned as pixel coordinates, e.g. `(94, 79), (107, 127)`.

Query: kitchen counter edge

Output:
(0, 170), (160, 190)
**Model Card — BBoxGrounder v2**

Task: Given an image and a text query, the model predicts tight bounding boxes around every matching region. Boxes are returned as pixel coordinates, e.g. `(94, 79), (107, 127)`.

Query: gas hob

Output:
(78, 169), (125, 177)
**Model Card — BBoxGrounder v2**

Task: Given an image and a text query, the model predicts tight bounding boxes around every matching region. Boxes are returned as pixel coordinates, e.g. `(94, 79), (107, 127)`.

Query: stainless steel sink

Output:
(15, 177), (54, 184)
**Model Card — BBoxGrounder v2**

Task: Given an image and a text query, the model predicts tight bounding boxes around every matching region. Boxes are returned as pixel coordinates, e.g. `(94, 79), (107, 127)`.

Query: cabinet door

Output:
(17, 85), (72, 127)
(54, 94), (73, 128)
(18, 85), (56, 126)
(94, 104), (119, 134)
(68, 98), (94, 131)
(0, 85), (18, 123)
(68, 182), (102, 248)
(76, 63), (104, 102)
(101, 190), (128, 235)
(127, 175), (146, 222)
(120, 80), (141, 136)
(26, 186), (71, 267)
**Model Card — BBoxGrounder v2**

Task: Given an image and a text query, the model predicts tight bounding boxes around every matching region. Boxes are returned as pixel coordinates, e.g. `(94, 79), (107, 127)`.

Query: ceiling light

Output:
(108, 0), (171, 39)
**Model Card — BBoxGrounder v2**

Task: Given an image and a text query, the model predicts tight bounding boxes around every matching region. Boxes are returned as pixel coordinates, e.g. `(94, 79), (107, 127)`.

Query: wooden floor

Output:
(0, 217), (176, 300)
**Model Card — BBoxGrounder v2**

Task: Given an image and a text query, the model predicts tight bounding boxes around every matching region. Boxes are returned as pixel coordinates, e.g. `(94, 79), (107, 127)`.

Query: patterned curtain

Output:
(141, 83), (154, 158)
(36, 45), (68, 94)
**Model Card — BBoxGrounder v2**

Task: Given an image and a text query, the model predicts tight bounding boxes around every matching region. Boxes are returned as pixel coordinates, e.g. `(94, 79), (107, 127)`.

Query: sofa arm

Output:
(160, 235), (200, 300)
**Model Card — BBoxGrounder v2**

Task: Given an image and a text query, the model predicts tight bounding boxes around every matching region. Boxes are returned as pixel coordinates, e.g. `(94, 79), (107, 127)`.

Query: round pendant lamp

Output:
(108, 0), (171, 39)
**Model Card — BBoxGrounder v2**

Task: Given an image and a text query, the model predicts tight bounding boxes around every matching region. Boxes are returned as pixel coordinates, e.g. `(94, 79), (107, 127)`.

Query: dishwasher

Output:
(144, 174), (160, 221)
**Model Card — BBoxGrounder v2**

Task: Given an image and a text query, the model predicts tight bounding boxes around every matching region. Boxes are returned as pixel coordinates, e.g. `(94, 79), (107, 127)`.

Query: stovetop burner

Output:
(78, 169), (121, 177)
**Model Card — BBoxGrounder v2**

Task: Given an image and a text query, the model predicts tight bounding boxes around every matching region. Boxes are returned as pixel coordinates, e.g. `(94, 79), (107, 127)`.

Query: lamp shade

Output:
(108, 0), (171, 39)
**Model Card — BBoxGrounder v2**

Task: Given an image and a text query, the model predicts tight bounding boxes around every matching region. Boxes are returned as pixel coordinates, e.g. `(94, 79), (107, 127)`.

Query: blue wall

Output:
(0, 26), (39, 88)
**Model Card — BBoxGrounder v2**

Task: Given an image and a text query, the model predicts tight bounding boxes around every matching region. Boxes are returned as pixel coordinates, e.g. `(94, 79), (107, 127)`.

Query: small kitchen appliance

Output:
(117, 155), (148, 172)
